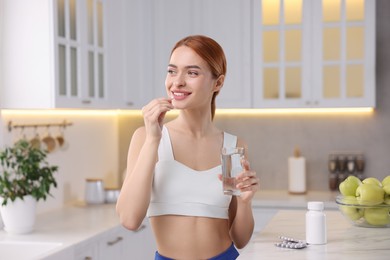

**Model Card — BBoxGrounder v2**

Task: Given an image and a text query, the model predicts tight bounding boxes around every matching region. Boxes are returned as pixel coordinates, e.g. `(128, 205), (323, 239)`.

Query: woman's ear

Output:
(214, 75), (225, 92)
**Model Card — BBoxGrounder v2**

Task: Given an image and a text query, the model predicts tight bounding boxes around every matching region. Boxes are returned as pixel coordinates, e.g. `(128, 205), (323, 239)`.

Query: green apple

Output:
(382, 175), (390, 187)
(340, 195), (359, 205)
(383, 184), (390, 205)
(356, 183), (385, 205)
(362, 177), (382, 187)
(339, 175), (362, 196)
(364, 208), (390, 226)
(339, 196), (364, 221)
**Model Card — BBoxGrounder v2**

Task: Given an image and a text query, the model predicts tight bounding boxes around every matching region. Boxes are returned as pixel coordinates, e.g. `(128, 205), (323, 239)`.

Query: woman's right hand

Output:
(141, 97), (174, 140)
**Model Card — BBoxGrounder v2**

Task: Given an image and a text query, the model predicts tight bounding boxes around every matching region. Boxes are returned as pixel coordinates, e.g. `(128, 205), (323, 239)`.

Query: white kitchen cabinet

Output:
(129, 0), (252, 108)
(103, 222), (156, 259)
(0, 0), (123, 109)
(73, 222), (155, 260)
(1, 0), (55, 109)
(192, 0), (252, 108)
(252, 207), (278, 235)
(99, 227), (125, 260)
(74, 238), (99, 260)
(54, 0), (111, 109)
(253, 0), (375, 108)
(119, 0), (154, 109)
(120, 220), (157, 259)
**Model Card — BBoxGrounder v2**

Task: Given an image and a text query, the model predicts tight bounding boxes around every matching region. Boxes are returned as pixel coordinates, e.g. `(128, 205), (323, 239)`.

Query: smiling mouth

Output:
(171, 92), (191, 98)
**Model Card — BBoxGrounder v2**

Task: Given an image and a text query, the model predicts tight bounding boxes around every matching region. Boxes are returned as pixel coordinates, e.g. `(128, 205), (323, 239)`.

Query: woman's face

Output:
(165, 46), (223, 110)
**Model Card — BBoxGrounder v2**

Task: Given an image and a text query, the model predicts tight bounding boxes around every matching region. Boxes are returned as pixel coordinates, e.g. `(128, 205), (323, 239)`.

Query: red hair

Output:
(170, 35), (227, 119)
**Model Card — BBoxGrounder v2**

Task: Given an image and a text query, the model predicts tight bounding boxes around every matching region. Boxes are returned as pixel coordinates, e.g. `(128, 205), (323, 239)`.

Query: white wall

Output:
(0, 112), (120, 214)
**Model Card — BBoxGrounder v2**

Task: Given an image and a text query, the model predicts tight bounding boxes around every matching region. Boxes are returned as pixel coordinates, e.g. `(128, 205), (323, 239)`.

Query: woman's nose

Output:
(173, 74), (185, 87)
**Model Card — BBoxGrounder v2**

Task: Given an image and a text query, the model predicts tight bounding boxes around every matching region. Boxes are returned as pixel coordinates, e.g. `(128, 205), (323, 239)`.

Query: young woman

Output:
(116, 35), (259, 260)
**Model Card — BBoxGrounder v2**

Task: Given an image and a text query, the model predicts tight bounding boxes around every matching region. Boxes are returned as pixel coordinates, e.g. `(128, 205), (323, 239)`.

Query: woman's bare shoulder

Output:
(129, 126), (146, 147)
(132, 126), (146, 137)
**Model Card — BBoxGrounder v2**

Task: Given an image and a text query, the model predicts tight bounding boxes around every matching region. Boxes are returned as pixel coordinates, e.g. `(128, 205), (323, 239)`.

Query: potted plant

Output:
(0, 139), (58, 234)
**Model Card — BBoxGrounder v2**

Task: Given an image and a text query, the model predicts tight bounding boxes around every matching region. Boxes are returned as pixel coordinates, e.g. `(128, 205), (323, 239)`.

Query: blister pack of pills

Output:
(274, 235), (307, 249)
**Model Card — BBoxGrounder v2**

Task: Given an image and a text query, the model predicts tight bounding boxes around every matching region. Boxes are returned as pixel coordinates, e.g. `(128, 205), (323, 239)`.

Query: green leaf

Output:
(0, 139), (59, 205)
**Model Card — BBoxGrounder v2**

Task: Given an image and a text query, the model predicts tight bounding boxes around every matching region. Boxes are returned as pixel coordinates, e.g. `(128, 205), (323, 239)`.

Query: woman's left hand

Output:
(235, 159), (259, 202)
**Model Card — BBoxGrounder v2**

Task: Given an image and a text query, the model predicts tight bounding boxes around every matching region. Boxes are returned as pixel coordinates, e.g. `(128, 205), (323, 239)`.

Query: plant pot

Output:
(0, 195), (37, 234)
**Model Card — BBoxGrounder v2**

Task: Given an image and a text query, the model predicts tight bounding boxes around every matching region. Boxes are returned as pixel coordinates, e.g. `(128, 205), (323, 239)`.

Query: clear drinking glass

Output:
(221, 147), (245, 196)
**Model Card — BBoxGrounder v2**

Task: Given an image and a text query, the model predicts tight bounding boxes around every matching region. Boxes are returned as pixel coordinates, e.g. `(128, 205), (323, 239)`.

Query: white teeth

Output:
(173, 92), (185, 96)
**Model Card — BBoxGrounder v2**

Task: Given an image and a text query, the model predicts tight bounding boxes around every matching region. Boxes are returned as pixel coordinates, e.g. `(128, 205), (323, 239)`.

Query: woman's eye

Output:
(167, 69), (176, 74)
(188, 71), (199, 76)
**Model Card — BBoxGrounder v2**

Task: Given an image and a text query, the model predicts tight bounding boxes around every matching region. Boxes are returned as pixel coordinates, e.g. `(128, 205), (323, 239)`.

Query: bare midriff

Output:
(150, 215), (232, 259)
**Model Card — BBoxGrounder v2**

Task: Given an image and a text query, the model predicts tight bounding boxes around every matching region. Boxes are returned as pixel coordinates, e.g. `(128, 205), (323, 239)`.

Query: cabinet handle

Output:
(107, 236), (123, 246)
(84, 257), (92, 260)
(82, 100), (91, 104)
(126, 101), (134, 106)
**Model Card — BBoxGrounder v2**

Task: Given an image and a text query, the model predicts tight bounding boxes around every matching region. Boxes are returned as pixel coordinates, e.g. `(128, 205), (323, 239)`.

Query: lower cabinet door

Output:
(72, 222), (156, 260)
(99, 228), (125, 260)
(74, 240), (99, 260)
(120, 220), (156, 259)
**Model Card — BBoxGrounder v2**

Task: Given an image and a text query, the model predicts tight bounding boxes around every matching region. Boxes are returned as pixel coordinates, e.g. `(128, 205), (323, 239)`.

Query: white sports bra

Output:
(146, 126), (237, 219)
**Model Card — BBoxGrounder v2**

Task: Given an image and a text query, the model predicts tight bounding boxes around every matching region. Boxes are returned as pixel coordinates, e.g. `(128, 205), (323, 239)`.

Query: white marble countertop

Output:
(0, 203), (121, 259)
(239, 210), (390, 260)
(252, 190), (339, 210)
(0, 190), (339, 259)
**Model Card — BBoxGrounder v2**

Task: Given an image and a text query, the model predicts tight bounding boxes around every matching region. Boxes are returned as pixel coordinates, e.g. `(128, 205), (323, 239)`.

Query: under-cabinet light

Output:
(1, 107), (374, 117)
(214, 107), (375, 116)
(1, 109), (119, 117)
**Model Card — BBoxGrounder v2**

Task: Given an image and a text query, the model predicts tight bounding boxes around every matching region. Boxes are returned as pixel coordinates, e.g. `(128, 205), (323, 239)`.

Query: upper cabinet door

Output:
(1, 0), (56, 109)
(253, 0), (312, 108)
(311, 0), (375, 108)
(118, 0), (152, 109)
(150, 0), (196, 102)
(194, 0), (252, 108)
(54, 0), (111, 108)
(149, 0), (252, 108)
(253, 0), (375, 108)
(1, 0), (375, 110)
(0, 0), (113, 109)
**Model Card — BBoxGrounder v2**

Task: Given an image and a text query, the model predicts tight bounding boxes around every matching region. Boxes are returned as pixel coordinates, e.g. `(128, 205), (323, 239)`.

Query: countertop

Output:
(0, 203), (121, 259)
(239, 210), (390, 260)
(251, 190), (339, 210)
(0, 190), (339, 259)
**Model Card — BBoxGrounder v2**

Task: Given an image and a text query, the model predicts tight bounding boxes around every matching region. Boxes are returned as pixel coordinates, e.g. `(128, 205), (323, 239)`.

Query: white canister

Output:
(104, 188), (120, 203)
(85, 179), (105, 205)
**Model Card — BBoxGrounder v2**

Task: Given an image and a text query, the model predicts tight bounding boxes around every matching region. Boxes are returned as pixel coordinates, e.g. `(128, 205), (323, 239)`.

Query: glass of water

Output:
(221, 147), (245, 196)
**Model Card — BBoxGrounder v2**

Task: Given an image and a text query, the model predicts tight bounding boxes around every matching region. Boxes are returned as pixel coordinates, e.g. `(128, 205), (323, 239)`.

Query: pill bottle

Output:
(306, 201), (327, 245)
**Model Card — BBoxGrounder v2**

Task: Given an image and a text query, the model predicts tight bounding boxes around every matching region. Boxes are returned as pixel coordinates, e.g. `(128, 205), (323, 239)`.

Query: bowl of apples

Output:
(336, 175), (390, 228)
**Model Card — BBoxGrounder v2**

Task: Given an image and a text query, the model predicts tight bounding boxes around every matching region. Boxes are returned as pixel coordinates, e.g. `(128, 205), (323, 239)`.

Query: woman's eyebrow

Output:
(168, 64), (202, 70)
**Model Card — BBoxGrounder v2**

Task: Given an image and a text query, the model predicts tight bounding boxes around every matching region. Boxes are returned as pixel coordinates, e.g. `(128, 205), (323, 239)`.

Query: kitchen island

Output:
(239, 210), (390, 260)
(0, 203), (156, 259)
(0, 190), (338, 259)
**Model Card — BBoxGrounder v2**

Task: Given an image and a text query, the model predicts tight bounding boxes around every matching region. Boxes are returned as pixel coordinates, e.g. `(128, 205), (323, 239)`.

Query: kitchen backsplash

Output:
(2, 100), (390, 215)
(0, 112), (120, 214)
(117, 104), (389, 193)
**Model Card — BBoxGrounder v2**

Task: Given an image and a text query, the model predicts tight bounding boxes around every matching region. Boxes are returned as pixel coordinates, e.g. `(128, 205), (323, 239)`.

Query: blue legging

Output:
(154, 243), (239, 260)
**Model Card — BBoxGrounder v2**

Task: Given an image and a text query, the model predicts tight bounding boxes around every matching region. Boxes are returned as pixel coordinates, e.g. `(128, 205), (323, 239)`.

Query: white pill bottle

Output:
(306, 201), (327, 245)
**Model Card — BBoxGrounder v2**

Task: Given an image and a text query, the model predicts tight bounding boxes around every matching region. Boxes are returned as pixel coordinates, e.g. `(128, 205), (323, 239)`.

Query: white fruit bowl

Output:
(336, 195), (390, 228)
